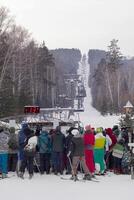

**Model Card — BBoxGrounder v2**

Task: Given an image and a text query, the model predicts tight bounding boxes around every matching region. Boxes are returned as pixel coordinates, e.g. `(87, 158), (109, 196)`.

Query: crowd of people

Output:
(0, 122), (132, 180)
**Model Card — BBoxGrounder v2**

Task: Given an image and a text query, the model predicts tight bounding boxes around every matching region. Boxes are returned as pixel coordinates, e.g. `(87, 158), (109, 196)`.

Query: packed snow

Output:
(1, 172), (134, 200)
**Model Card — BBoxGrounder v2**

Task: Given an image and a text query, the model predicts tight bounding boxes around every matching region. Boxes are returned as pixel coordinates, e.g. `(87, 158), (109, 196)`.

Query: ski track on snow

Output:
(79, 55), (120, 128)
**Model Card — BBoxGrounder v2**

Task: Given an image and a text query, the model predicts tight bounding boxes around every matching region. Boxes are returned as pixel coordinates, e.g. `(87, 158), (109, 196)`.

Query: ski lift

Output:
(76, 83), (86, 98)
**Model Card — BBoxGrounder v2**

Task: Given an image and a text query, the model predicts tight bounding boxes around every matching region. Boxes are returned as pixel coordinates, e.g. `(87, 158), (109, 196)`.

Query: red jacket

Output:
(105, 128), (117, 150)
(83, 131), (95, 147)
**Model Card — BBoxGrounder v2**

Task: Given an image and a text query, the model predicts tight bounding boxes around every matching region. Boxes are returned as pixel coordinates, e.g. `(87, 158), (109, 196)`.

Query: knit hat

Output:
(105, 128), (113, 135)
(96, 127), (103, 133)
(85, 125), (92, 131)
(112, 125), (118, 131)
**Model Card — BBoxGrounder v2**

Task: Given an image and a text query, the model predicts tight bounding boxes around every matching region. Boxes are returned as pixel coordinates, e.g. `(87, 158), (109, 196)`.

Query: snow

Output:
(79, 56), (121, 128)
(1, 172), (134, 200)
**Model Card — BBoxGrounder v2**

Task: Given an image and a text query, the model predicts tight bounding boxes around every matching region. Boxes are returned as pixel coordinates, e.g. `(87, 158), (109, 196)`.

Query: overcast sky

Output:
(1, 0), (134, 56)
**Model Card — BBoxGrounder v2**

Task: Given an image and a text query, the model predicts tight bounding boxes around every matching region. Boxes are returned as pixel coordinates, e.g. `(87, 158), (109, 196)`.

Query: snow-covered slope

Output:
(1, 172), (134, 200)
(79, 55), (120, 128)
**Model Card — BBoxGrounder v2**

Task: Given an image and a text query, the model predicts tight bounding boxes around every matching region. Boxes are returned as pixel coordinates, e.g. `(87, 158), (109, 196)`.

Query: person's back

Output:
(0, 128), (9, 153)
(18, 123), (29, 160)
(0, 127), (9, 178)
(38, 130), (51, 153)
(51, 126), (65, 175)
(65, 127), (75, 153)
(112, 139), (125, 174)
(19, 127), (37, 179)
(8, 127), (18, 153)
(38, 128), (51, 174)
(8, 127), (18, 172)
(52, 127), (65, 152)
(68, 129), (91, 181)
(94, 127), (106, 175)
(84, 130), (95, 147)
(83, 125), (95, 175)
(71, 136), (84, 157)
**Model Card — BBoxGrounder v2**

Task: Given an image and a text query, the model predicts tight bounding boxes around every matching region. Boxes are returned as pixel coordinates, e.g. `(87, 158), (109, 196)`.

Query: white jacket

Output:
(105, 135), (112, 152)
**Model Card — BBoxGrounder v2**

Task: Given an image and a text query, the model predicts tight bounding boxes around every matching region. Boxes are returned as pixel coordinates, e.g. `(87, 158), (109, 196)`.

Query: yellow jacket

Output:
(94, 133), (106, 149)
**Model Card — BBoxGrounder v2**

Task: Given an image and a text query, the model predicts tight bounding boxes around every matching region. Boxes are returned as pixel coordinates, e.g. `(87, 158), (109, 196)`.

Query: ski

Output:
(60, 176), (100, 182)
(60, 176), (85, 182)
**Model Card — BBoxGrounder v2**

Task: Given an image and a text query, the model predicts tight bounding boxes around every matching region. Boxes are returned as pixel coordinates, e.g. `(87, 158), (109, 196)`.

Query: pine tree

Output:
(119, 113), (134, 130)
(106, 39), (123, 113)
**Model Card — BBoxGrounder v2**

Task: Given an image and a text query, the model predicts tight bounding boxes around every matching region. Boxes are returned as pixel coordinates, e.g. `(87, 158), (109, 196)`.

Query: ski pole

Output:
(79, 159), (85, 179)
(68, 155), (80, 176)
(34, 158), (41, 174)
(16, 152), (21, 177)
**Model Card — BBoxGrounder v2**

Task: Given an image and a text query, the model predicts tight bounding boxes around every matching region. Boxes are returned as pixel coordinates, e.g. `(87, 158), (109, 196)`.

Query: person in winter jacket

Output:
(103, 129), (112, 170)
(112, 125), (121, 138)
(19, 128), (37, 179)
(94, 127), (106, 175)
(38, 127), (52, 174)
(83, 125), (95, 176)
(8, 127), (19, 172)
(51, 126), (65, 175)
(0, 127), (9, 178)
(18, 122), (29, 161)
(68, 129), (92, 181)
(120, 127), (129, 149)
(105, 128), (117, 171)
(112, 138), (125, 174)
(65, 127), (76, 174)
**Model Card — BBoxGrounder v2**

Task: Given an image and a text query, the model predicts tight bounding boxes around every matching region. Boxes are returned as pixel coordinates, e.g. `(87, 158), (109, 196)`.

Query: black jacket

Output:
(52, 131), (65, 152)
(69, 136), (84, 157)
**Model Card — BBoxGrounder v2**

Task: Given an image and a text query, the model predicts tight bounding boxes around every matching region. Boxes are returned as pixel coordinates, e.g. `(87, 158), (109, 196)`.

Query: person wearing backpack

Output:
(19, 128), (37, 179)
(112, 138), (125, 174)
(8, 127), (19, 172)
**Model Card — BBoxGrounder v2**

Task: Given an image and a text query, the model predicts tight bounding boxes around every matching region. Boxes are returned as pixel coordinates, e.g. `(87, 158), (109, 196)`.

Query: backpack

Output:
(24, 144), (36, 153)
(24, 136), (37, 154)
(112, 143), (124, 158)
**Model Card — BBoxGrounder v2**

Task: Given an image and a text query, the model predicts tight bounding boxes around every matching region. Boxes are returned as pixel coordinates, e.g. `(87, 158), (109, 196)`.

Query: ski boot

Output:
(19, 172), (24, 179)
(91, 174), (97, 179)
(70, 175), (78, 181)
(2, 173), (7, 179)
(73, 175), (79, 181)
(83, 174), (92, 181)
(29, 174), (33, 179)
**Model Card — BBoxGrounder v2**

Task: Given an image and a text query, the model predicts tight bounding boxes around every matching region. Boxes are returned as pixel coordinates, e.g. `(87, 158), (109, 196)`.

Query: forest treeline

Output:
(88, 40), (134, 115)
(1, 6), (133, 118)
(0, 6), (81, 118)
